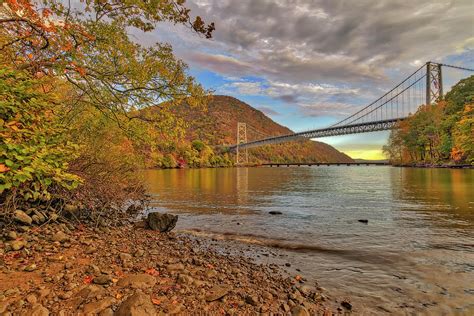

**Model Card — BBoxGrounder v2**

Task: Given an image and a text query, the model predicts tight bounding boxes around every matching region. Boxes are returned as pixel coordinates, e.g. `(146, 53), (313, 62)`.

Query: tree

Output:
(0, 68), (81, 200)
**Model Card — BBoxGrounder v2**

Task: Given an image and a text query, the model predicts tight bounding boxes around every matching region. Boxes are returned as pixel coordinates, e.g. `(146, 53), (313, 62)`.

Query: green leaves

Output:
(0, 68), (82, 197)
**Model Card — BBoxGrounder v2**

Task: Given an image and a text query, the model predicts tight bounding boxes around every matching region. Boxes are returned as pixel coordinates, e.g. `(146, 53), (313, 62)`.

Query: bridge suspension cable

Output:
(232, 61), (474, 151)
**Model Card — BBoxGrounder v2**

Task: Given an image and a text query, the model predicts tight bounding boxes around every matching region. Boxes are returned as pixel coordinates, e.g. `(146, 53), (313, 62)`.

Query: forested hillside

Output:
(143, 95), (354, 166)
(383, 76), (473, 165)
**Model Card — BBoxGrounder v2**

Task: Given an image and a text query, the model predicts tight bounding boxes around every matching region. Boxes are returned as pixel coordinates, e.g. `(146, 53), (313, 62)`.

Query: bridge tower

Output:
(236, 122), (248, 165)
(426, 62), (443, 105)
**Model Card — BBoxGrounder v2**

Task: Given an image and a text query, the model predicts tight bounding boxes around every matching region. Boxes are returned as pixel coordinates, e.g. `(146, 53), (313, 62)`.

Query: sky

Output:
(136, 0), (473, 159)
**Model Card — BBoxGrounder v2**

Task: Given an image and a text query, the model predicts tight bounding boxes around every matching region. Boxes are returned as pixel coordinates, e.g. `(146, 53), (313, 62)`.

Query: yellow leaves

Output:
(7, 121), (21, 131)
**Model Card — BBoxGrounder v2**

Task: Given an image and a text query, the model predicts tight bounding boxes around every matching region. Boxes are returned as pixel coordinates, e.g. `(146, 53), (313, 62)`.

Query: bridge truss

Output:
(232, 61), (473, 155)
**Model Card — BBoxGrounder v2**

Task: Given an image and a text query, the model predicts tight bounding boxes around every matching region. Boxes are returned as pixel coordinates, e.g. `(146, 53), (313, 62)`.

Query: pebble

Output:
(26, 294), (38, 304)
(52, 231), (68, 243)
(205, 285), (230, 302)
(93, 275), (113, 285)
(24, 264), (37, 272)
(11, 240), (25, 251)
(245, 294), (259, 306)
(117, 274), (156, 289)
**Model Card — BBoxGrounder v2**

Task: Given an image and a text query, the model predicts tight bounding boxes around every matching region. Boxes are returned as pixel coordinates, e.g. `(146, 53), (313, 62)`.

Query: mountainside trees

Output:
(1, 0), (214, 215)
(383, 75), (474, 165)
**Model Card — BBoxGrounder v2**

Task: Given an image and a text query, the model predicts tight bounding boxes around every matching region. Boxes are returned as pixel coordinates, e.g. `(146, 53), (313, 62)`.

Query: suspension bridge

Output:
(231, 62), (473, 164)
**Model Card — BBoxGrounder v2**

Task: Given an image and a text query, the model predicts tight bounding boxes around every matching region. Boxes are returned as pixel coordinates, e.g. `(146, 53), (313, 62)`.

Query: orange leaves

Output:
(76, 67), (87, 77)
(0, 164), (11, 173)
(83, 275), (93, 284)
(151, 298), (161, 305)
(450, 147), (464, 163)
(145, 267), (160, 276)
(42, 8), (52, 18)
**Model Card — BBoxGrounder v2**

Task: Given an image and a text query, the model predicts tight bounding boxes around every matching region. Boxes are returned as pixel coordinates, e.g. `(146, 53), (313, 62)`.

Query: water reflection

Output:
(144, 166), (474, 314)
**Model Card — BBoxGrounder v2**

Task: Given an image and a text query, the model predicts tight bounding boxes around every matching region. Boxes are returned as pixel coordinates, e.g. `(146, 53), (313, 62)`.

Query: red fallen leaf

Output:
(83, 275), (93, 284)
(151, 298), (161, 305)
(145, 268), (159, 276)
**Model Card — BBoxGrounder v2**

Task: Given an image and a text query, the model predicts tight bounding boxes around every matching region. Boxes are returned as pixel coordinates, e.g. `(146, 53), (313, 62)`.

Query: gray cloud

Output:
(142, 0), (473, 118)
(185, 0), (472, 83)
(257, 106), (280, 116)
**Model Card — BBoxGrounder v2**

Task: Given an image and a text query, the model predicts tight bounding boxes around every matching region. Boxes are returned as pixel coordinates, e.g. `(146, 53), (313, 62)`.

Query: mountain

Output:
(172, 95), (353, 163)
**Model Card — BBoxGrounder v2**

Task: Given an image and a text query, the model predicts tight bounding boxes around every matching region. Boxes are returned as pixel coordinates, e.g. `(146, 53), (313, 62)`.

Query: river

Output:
(144, 166), (474, 315)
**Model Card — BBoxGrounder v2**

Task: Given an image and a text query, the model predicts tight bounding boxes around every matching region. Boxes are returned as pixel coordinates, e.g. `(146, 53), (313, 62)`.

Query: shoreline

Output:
(0, 221), (342, 315)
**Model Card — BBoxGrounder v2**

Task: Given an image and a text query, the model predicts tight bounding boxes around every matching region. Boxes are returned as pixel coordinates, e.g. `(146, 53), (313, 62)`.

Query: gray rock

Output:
(14, 210), (32, 225)
(33, 210), (46, 223)
(93, 275), (113, 285)
(205, 285), (230, 302)
(26, 294), (38, 304)
(52, 231), (68, 243)
(117, 274), (156, 289)
(32, 214), (41, 224)
(99, 307), (114, 316)
(115, 292), (157, 316)
(29, 304), (50, 316)
(245, 294), (259, 306)
(0, 301), (9, 313)
(11, 240), (25, 251)
(291, 305), (309, 316)
(177, 274), (194, 285)
(166, 263), (184, 271)
(119, 253), (132, 261)
(7, 231), (17, 240)
(24, 264), (37, 272)
(82, 297), (115, 314)
(146, 212), (178, 232)
(64, 204), (79, 215)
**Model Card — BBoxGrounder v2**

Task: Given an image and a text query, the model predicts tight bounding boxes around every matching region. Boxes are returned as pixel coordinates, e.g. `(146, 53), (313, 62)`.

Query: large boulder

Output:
(115, 292), (156, 316)
(146, 212), (178, 232)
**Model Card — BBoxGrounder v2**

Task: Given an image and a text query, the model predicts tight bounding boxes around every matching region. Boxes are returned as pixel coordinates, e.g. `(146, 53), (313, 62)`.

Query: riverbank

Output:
(0, 219), (341, 315)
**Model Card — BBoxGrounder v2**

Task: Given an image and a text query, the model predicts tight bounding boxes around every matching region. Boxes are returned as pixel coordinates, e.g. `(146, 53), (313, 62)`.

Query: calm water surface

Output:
(144, 166), (474, 315)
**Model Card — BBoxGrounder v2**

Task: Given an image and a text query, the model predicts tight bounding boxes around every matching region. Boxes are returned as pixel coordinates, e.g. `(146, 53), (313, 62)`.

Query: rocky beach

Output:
(0, 209), (345, 315)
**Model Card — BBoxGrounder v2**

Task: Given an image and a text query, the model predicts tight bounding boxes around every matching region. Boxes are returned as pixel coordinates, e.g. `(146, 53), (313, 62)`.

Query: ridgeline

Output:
(168, 95), (354, 166)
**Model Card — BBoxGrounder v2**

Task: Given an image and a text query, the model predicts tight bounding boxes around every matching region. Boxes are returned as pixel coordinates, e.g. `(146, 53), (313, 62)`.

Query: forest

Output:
(0, 0), (216, 214)
(383, 75), (473, 165)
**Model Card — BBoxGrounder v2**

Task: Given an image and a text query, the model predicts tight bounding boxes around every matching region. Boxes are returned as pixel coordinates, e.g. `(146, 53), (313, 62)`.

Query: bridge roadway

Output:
(231, 118), (402, 150)
(262, 162), (389, 167)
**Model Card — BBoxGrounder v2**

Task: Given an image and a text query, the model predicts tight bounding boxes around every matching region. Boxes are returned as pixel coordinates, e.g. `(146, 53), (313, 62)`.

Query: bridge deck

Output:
(262, 162), (389, 167)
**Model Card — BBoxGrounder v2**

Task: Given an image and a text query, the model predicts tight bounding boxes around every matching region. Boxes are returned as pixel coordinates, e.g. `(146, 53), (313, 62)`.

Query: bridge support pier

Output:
(236, 123), (248, 165)
(426, 62), (443, 105)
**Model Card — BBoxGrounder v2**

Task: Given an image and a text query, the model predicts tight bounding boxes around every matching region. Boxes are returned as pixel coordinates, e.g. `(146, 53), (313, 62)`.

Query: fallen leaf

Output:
(151, 298), (161, 305)
(145, 268), (160, 276)
(83, 275), (93, 284)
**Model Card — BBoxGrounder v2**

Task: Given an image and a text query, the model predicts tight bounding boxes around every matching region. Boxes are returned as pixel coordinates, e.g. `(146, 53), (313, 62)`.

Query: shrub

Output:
(0, 69), (81, 202)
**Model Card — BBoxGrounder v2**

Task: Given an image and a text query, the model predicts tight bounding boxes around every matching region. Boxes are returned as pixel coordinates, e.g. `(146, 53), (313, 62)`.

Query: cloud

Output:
(139, 0), (473, 120)
(186, 53), (257, 77)
(257, 106), (280, 116)
(183, 0), (473, 83)
(220, 78), (362, 117)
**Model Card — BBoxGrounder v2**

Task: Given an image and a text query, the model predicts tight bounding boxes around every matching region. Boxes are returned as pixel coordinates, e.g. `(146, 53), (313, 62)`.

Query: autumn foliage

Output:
(1, 0), (214, 216)
(384, 75), (474, 165)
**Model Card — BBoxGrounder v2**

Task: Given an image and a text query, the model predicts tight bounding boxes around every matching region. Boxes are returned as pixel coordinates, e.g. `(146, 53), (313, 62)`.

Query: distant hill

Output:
(172, 95), (353, 163)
